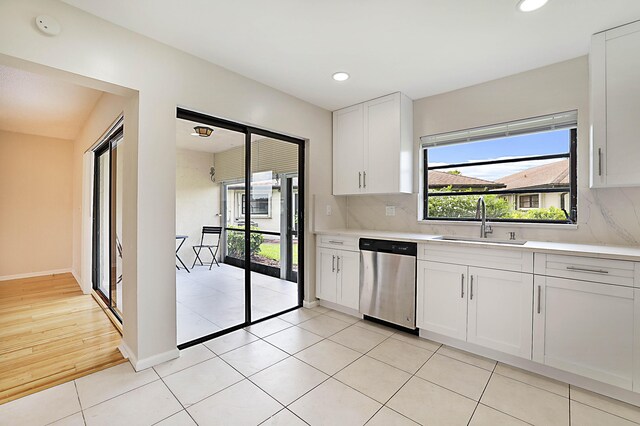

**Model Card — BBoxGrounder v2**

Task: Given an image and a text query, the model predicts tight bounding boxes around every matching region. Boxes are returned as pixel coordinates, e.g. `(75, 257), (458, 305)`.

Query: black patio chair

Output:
(191, 226), (222, 270)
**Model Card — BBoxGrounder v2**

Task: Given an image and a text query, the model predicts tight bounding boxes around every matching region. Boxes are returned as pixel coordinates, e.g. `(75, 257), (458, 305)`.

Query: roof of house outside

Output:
(428, 170), (505, 189)
(497, 159), (569, 190)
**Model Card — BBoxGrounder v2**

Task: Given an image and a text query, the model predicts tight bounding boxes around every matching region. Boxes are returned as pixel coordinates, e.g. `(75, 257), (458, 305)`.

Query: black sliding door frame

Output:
(92, 122), (124, 322)
(176, 108), (306, 349)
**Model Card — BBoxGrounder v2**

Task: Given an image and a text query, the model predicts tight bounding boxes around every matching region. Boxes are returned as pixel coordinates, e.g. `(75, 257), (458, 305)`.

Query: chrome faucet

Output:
(475, 196), (493, 238)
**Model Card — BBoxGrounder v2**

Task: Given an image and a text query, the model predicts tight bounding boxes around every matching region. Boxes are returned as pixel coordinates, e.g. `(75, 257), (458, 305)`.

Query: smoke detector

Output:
(35, 15), (61, 36)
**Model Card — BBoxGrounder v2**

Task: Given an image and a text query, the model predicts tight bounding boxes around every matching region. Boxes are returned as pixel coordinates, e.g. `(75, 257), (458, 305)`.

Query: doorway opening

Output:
(175, 109), (304, 347)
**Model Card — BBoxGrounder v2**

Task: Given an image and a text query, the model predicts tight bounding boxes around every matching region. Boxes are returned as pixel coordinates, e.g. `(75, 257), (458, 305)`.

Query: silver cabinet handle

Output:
(537, 285), (542, 314)
(328, 240), (344, 245)
(566, 266), (609, 274)
(332, 255), (335, 273)
(363, 171), (367, 188)
(470, 275), (474, 300)
(336, 256), (341, 273)
(358, 172), (362, 189)
(598, 148), (603, 176)
(460, 274), (465, 298)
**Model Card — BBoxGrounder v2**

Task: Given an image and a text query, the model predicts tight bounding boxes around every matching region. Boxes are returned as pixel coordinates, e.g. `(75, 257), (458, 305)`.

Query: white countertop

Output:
(314, 228), (640, 261)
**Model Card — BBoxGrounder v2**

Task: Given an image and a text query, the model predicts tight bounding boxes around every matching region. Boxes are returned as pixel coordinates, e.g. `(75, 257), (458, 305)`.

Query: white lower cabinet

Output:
(467, 267), (533, 359)
(316, 247), (359, 310)
(417, 261), (468, 341)
(533, 276), (636, 390)
(417, 260), (533, 359)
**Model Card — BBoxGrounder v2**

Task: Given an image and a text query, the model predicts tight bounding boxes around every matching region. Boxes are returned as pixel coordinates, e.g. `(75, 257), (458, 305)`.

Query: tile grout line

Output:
(74, 381), (87, 426)
(153, 373), (199, 426)
(75, 369), (162, 411)
(569, 384), (572, 426)
(361, 341), (439, 425)
(265, 323), (398, 412)
(466, 358), (498, 426)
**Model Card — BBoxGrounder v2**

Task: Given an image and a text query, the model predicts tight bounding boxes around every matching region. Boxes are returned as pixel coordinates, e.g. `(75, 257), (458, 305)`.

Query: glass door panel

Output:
(94, 147), (110, 301)
(111, 133), (124, 318)
(92, 124), (123, 320)
(249, 134), (300, 321)
(175, 118), (246, 344)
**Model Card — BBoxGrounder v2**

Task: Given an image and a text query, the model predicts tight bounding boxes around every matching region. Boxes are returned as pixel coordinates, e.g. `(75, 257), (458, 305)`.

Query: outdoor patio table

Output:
(176, 235), (190, 273)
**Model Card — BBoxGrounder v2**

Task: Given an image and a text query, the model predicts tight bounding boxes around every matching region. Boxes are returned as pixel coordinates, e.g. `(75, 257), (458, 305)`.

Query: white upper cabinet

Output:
(332, 92), (413, 195)
(591, 21), (640, 188)
(333, 104), (365, 195)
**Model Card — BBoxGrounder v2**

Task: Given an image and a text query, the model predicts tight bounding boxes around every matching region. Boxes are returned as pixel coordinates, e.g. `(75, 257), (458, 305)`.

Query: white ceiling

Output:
(176, 118), (244, 153)
(0, 64), (103, 140)
(63, 1), (640, 111)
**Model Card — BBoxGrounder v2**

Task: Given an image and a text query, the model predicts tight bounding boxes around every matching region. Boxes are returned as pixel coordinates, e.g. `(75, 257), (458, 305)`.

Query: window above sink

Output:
(420, 111), (577, 225)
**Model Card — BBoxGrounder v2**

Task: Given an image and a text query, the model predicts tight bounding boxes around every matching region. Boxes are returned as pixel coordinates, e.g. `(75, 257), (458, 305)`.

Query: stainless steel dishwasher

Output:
(359, 238), (417, 330)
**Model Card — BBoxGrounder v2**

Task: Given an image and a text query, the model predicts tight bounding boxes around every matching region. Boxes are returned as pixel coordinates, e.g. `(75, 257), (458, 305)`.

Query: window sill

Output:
(418, 219), (578, 230)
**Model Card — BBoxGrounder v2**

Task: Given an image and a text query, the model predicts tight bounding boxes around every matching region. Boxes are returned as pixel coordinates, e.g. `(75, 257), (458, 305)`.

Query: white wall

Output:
(344, 57), (640, 246)
(0, 130), (73, 279)
(0, 0), (332, 368)
(176, 148), (221, 266)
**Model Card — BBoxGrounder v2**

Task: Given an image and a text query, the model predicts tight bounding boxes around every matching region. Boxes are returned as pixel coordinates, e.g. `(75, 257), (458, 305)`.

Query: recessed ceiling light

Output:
(517, 0), (548, 12)
(332, 72), (350, 82)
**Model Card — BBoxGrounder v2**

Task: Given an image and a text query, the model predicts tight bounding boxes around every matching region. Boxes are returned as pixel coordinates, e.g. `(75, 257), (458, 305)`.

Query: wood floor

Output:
(0, 273), (126, 405)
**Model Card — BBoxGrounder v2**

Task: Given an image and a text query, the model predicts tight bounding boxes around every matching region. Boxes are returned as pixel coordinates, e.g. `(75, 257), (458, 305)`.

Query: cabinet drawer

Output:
(420, 242), (533, 273)
(317, 235), (359, 251)
(534, 253), (637, 287)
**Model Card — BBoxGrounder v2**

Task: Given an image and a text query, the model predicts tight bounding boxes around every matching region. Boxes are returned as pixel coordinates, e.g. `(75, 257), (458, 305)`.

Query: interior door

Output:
(467, 267), (533, 359)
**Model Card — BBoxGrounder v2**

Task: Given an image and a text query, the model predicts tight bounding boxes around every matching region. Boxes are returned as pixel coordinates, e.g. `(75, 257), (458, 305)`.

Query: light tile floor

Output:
(2, 307), (640, 426)
(177, 265), (298, 344)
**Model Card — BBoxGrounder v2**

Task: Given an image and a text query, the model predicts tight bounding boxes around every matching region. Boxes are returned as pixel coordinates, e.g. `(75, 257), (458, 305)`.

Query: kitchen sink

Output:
(433, 236), (528, 245)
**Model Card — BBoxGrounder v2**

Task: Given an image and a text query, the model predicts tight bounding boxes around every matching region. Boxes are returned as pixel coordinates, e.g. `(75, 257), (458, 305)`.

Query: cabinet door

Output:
(364, 93), (400, 194)
(333, 104), (364, 195)
(591, 22), (640, 187)
(337, 250), (360, 310)
(417, 261), (467, 340)
(533, 276), (635, 390)
(467, 267), (533, 359)
(604, 26), (640, 186)
(316, 248), (337, 303)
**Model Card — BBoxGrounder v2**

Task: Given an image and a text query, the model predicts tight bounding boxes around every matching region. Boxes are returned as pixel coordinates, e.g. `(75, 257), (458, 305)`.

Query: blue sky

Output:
(427, 129), (570, 181)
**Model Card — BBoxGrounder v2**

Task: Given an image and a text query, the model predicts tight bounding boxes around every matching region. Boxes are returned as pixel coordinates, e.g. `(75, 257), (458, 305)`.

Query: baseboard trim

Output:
(120, 342), (180, 372)
(318, 299), (362, 318)
(303, 299), (319, 309)
(0, 269), (72, 282)
(420, 329), (640, 407)
(71, 269), (85, 292)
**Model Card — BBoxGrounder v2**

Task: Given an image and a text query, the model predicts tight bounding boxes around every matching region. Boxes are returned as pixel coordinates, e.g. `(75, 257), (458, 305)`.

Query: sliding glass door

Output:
(249, 134), (300, 321)
(92, 122), (124, 320)
(176, 109), (304, 348)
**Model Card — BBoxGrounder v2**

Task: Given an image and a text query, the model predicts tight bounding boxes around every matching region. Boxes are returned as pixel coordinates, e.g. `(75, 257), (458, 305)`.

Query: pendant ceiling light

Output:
(192, 126), (214, 137)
